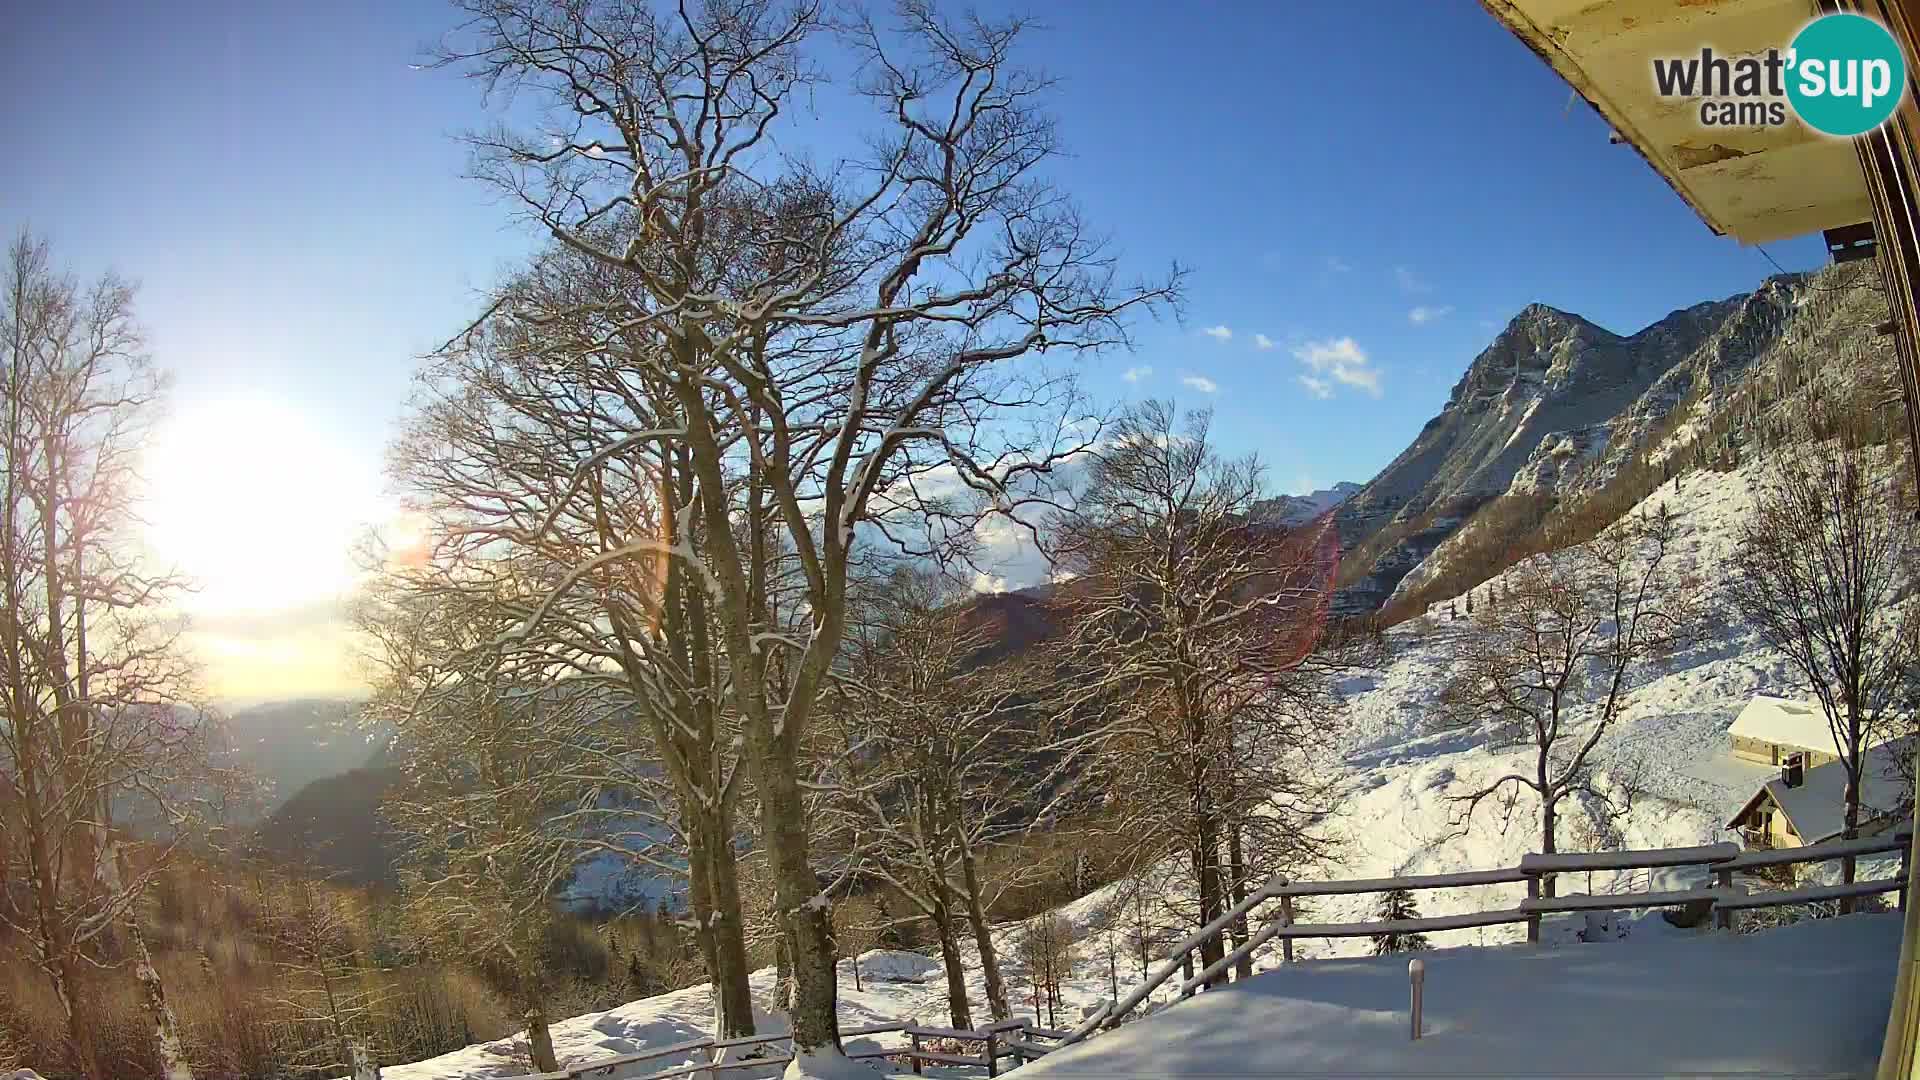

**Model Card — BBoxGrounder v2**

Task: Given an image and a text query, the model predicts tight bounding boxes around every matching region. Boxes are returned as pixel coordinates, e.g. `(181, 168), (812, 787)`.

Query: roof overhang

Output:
(1481, 0), (1873, 245)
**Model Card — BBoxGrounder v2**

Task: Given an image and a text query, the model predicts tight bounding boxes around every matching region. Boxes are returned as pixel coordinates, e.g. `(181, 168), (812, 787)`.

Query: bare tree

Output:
(1012, 911), (1075, 1029)
(428, 0), (1178, 1056)
(267, 877), (391, 1076)
(0, 231), (217, 1080)
(1733, 432), (1919, 904)
(357, 580), (624, 1075)
(1438, 504), (1701, 896)
(820, 568), (1036, 1026)
(385, 275), (764, 1037)
(1046, 401), (1345, 986)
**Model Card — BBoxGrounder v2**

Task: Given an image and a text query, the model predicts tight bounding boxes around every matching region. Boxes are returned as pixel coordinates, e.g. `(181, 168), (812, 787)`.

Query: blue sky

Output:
(0, 1), (1829, 696)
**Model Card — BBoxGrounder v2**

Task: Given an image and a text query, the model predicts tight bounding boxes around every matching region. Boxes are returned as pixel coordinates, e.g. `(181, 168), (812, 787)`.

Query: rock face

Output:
(1334, 262), (1889, 614)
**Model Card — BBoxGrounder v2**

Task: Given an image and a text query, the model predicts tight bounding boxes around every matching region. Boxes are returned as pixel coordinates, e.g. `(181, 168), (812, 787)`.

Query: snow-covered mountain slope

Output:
(1336, 261), (1891, 613)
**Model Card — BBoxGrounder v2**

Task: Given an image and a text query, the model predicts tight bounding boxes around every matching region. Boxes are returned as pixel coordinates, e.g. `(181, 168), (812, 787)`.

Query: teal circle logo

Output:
(1787, 14), (1907, 137)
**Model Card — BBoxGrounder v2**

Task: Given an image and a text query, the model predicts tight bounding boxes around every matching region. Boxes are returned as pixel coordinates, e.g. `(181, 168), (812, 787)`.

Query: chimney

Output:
(1781, 753), (1805, 789)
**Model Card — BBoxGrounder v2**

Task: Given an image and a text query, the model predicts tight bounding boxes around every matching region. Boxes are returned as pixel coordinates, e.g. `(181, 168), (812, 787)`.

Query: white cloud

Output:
(1409, 304), (1455, 325)
(1253, 333), (1275, 351)
(971, 571), (1009, 594)
(1181, 374), (1219, 394)
(1395, 265), (1431, 294)
(1297, 375), (1333, 399)
(1201, 324), (1233, 342)
(1122, 365), (1153, 383)
(1292, 336), (1383, 397)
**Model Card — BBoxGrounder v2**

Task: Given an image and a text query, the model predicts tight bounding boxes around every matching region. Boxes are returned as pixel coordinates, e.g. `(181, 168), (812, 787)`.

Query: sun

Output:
(140, 396), (381, 617)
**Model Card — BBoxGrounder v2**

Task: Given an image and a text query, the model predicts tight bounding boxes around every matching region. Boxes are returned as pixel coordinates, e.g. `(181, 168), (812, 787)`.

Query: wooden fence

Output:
(470, 829), (1908, 1079)
(486, 1014), (1073, 1080)
(1070, 827), (1912, 1045)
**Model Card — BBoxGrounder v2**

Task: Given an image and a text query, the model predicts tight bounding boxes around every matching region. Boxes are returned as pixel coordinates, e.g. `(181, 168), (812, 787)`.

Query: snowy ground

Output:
(349, 458), (1909, 1079)
(1020, 913), (1902, 1079)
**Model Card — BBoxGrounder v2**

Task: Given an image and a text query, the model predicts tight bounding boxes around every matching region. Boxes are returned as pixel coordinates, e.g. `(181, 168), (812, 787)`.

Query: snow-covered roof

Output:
(1731, 735), (1915, 846)
(1727, 696), (1846, 758)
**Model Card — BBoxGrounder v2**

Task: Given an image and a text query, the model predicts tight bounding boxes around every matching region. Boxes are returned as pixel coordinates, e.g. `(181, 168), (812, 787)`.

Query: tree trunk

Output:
(750, 750), (840, 1055)
(1842, 773), (1862, 915)
(1227, 822), (1253, 982)
(525, 1002), (559, 1074)
(773, 933), (793, 1014)
(934, 913), (973, 1031)
(52, 952), (101, 1080)
(1540, 794), (1558, 901)
(959, 848), (1010, 1020)
(1193, 822), (1226, 986)
(131, 922), (194, 1080)
(689, 819), (756, 1038)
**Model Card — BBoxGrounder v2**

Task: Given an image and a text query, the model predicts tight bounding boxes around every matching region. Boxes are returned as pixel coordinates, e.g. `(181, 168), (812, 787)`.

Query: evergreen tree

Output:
(1370, 889), (1431, 955)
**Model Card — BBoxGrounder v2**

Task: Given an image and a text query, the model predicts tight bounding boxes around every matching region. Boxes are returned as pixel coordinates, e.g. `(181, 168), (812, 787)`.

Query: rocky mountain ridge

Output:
(1333, 261), (1891, 614)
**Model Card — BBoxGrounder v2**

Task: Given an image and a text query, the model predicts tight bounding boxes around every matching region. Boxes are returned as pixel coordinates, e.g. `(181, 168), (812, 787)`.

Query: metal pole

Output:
(1409, 958), (1426, 1041)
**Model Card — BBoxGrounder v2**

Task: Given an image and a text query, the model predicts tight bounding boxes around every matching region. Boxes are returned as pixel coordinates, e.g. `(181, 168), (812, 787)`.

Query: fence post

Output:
(1180, 951), (1195, 998)
(985, 1029), (998, 1078)
(1408, 958), (1425, 1041)
(910, 1031), (923, 1075)
(1280, 894), (1295, 964)
(1525, 873), (1541, 944)
(1715, 867), (1733, 930)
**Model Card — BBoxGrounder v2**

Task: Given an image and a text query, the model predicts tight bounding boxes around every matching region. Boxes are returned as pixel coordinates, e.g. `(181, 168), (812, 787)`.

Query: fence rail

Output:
(1073, 827), (1912, 1046)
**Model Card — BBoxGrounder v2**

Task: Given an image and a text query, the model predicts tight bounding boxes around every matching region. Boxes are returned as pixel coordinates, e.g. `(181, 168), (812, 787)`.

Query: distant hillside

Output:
(217, 697), (383, 818)
(249, 766), (405, 886)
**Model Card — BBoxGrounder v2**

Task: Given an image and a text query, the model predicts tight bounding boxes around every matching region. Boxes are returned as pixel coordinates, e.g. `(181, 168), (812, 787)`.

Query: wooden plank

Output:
(839, 1023), (905, 1038)
(1275, 907), (1532, 939)
(911, 1051), (989, 1067)
(582, 1038), (715, 1069)
(1715, 876), (1905, 911)
(1275, 867), (1529, 897)
(1520, 889), (1710, 914)
(904, 1025), (988, 1040)
(1520, 842), (1739, 873)
(709, 1056), (792, 1073)
(1005, 1040), (1053, 1057)
(1723, 832), (1912, 871)
(1023, 1026), (1071, 1040)
(712, 1033), (790, 1050)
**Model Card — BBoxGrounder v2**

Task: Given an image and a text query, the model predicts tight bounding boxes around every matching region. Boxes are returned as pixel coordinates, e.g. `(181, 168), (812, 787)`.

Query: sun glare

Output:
(140, 397), (380, 617)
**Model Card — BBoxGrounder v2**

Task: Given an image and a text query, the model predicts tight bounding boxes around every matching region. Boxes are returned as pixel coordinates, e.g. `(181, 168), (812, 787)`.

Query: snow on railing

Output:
(486, 1013), (1073, 1080)
(1059, 828), (1912, 1047)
